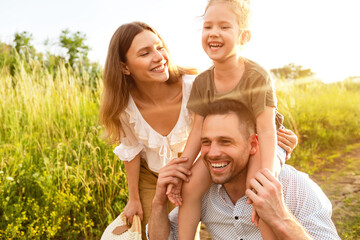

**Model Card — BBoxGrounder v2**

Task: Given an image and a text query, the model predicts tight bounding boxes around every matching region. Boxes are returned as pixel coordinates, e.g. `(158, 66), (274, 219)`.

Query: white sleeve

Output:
(113, 114), (144, 162)
(281, 166), (341, 240)
(168, 207), (179, 240)
(145, 208), (179, 240)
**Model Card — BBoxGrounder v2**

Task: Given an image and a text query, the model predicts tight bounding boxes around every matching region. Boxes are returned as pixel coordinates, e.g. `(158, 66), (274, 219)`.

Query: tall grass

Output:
(1, 56), (360, 239)
(0, 57), (127, 239)
(276, 77), (360, 173)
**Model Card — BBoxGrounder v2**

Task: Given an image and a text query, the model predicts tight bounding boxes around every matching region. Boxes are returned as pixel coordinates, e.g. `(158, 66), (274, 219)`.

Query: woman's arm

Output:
(123, 154), (143, 224)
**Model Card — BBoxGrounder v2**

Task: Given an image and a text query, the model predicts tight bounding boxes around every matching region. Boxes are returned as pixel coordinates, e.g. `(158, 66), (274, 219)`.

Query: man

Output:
(148, 99), (340, 239)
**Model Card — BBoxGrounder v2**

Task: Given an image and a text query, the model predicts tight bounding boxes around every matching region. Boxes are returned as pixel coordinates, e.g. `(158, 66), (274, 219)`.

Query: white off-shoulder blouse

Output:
(113, 75), (196, 173)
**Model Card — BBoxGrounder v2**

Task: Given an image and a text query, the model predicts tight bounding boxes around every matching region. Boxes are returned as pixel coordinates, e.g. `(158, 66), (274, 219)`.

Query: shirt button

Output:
(235, 216), (239, 220)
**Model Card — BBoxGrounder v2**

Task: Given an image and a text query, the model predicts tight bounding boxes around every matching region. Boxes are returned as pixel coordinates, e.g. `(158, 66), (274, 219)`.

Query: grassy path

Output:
(311, 142), (360, 240)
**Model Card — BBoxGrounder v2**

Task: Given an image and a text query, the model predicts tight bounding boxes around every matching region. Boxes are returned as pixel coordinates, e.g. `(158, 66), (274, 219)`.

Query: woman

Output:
(99, 22), (198, 238)
(99, 21), (297, 239)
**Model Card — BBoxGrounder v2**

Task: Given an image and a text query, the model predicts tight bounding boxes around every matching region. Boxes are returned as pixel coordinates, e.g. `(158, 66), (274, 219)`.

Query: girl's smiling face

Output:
(202, 2), (242, 63)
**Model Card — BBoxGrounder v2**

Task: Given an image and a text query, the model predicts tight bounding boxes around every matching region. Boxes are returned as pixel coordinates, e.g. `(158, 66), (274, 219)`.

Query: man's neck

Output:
(223, 170), (247, 205)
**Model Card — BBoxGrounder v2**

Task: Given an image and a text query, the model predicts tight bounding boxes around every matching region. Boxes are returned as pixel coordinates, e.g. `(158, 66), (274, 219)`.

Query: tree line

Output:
(0, 30), (102, 90)
(1, 30), (314, 84)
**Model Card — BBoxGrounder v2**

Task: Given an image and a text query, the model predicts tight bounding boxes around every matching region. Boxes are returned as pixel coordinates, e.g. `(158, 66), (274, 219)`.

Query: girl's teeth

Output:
(209, 43), (223, 48)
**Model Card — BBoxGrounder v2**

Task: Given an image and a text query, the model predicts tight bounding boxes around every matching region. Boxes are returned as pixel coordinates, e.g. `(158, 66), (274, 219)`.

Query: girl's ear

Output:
(240, 30), (251, 45)
(120, 62), (130, 75)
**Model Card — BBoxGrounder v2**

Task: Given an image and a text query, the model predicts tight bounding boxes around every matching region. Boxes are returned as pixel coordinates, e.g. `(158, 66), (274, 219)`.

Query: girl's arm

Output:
(168, 113), (212, 239)
(167, 113), (204, 205)
(180, 113), (204, 168)
(123, 154), (143, 224)
(247, 106), (277, 240)
(256, 106), (277, 173)
(179, 158), (212, 240)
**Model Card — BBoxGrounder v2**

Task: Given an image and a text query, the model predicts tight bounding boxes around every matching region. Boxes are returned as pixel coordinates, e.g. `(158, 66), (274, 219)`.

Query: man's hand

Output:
(245, 169), (289, 226)
(246, 169), (314, 239)
(153, 157), (191, 206)
(149, 157), (191, 240)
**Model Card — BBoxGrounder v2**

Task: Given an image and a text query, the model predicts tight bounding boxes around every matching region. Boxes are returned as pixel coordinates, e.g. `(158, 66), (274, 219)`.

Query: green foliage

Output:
(271, 63), (314, 80)
(59, 29), (90, 69)
(14, 31), (35, 56)
(0, 42), (13, 69)
(338, 214), (360, 240)
(276, 77), (360, 174)
(0, 30), (101, 91)
(0, 59), (127, 239)
(1, 41), (360, 238)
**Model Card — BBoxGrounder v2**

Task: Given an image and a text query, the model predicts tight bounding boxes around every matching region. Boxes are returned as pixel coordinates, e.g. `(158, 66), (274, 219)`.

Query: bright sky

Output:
(1, 0), (360, 83)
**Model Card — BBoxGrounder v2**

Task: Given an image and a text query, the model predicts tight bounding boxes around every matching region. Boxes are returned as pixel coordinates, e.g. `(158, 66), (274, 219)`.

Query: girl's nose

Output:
(209, 27), (220, 37)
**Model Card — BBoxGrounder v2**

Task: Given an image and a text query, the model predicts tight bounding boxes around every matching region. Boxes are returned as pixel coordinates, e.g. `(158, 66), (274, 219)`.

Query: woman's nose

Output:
(153, 49), (165, 62)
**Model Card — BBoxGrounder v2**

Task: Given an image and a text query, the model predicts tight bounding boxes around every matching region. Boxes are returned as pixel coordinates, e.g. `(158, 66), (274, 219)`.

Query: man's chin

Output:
(210, 174), (229, 185)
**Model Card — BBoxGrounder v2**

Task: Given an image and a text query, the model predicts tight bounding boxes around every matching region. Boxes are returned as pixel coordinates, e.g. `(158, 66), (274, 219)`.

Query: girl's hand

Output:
(166, 179), (183, 206)
(277, 128), (298, 160)
(165, 157), (191, 206)
(123, 199), (143, 224)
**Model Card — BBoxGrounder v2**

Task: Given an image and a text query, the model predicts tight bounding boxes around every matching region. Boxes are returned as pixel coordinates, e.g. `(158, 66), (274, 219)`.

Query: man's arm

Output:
(246, 168), (313, 240)
(148, 196), (172, 240)
(148, 157), (191, 240)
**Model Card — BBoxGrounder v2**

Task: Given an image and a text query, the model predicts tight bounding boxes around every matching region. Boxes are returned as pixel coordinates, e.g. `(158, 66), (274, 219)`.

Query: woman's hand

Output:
(123, 198), (143, 224)
(277, 128), (298, 160)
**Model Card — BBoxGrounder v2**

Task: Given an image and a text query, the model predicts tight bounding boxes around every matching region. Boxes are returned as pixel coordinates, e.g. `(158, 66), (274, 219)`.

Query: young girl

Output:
(99, 21), (198, 239)
(167, 0), (296, 239)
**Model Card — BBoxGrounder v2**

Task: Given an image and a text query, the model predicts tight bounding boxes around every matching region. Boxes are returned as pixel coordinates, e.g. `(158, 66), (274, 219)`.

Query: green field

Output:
(1, 57), (360, 239)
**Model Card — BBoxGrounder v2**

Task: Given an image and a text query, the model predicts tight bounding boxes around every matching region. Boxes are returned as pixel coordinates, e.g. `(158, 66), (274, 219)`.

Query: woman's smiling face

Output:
(123, 30), (169, 84)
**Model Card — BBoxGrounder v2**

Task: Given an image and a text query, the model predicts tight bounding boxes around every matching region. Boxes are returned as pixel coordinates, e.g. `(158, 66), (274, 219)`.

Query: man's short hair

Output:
(203, 99), (256, 138)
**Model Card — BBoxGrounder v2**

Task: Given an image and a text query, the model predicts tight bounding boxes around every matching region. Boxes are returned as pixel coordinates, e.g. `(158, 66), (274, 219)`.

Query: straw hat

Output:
(101, 212), (141, 240)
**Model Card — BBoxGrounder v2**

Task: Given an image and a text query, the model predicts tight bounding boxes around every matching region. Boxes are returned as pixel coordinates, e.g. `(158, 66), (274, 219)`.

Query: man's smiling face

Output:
(200, 113), (253, 185)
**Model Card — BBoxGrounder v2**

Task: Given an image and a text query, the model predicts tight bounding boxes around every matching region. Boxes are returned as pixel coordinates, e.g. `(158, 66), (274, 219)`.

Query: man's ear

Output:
(120, 62), (130, 75)
(240, 30), (251, 45)
(249, 134), (258, 155)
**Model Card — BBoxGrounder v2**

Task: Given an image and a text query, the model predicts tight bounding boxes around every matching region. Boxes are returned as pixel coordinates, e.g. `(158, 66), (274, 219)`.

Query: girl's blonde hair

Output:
(205, 0), (252, 29)
(99, 21), (197, 144)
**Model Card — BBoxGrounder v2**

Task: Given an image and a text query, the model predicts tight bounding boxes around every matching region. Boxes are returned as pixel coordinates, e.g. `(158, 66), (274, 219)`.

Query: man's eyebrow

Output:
(200, 137), (209, 141)
(216, 136), (236, 143)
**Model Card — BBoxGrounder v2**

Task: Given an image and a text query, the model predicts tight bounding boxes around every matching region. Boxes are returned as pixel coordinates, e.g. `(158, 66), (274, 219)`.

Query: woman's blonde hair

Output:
(99, 21), (197, 144)
(204, 0), (252, 29)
